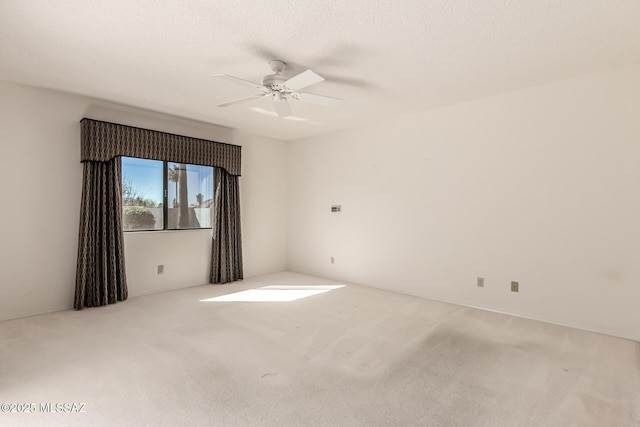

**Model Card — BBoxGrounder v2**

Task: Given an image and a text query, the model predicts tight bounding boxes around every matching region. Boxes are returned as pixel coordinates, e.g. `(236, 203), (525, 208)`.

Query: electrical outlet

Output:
(157, 265), (164, 274)
(477, 277), (484, 288)
(330, 257), (335, 264)
(511, 281), (519, 292)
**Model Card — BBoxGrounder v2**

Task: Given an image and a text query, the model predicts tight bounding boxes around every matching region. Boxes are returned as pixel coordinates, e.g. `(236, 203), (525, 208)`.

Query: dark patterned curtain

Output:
(210, 167), (243, 284)
(75, 119), (243, 309)
(75, 157), (127, 309)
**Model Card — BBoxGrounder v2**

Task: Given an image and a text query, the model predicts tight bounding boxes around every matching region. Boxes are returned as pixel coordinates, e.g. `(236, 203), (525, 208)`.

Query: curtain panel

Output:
(210, 168), (243, 284)
(75, 158), (128, 308)
(75, 119), (243, 309)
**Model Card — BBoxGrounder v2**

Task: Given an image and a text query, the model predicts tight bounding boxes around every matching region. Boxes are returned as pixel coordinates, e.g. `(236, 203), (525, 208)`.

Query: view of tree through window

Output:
(167, 162), (214, 229)
(121, 157), (213, 231)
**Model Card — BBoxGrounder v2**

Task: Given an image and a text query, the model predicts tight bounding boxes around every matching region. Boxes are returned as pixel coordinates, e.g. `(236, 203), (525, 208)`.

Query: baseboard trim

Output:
(360, 281), (640, 343)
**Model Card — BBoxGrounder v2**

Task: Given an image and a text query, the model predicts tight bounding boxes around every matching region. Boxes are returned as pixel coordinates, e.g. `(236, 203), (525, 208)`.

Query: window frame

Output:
(121, 156), (214, 232)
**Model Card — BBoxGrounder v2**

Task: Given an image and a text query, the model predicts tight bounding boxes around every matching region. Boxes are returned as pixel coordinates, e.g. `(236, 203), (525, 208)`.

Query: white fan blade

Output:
(283, 70), (324, 90)
(217, 94), (265, 107)
(213, 74), (267, 92)
(296, 92), (344, 107)
(274, 98), (292, 118)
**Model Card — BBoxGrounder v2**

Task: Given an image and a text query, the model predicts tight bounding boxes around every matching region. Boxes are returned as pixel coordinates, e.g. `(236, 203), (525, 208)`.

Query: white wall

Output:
(287, 63), (640, 341)
(0, 80), (287, 320)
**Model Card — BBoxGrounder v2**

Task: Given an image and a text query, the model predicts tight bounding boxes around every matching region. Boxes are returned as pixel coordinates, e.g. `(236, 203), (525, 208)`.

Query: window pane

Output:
(122, 157), (164, 231)
(167, 162), (214, 230)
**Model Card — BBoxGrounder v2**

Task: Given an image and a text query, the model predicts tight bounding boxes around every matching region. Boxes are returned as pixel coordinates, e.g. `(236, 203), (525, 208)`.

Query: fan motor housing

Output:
(262, 74), (289, 91)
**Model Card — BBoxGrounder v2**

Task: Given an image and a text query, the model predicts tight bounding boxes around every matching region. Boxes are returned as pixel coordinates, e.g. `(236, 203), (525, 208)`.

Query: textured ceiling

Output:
(1, 0), (640, 140)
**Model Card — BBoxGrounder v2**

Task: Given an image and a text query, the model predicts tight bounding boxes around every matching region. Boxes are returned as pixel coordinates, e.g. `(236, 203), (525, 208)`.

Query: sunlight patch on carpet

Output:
(200, 285), (345, 302)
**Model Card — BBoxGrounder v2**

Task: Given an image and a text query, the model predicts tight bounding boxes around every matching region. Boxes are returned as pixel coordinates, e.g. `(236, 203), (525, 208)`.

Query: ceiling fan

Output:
(214, 60), (343, 118)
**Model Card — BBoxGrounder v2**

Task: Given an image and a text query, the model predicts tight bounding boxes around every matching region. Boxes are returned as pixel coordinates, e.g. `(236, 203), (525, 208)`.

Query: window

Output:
(122, 158), (164, 231)
(122, 157), (214, 231)
(166, 162), (214, 229)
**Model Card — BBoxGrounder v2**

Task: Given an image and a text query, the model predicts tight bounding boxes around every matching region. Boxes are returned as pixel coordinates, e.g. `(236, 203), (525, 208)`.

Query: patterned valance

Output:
(81, 118), (241, 176)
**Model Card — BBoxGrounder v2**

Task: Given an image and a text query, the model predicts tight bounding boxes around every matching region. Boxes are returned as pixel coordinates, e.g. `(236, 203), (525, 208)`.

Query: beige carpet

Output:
(1, 272), (638, 426)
